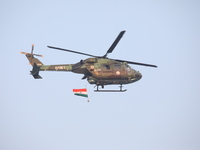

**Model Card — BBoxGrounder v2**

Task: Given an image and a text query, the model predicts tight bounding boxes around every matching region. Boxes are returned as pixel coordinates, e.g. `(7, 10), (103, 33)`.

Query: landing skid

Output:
(94, 84), (127, 92)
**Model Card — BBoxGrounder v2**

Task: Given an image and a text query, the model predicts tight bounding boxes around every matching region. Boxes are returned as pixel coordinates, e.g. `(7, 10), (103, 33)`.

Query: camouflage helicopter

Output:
(20, 31), (157, 92)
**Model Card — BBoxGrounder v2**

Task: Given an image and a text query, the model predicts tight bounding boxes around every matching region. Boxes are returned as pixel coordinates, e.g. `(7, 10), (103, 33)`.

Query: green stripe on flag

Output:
(74, 93), (88, 97)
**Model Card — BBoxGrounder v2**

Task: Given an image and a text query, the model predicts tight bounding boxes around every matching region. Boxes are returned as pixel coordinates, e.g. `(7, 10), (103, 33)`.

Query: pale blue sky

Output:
(1, 0), (200, 150)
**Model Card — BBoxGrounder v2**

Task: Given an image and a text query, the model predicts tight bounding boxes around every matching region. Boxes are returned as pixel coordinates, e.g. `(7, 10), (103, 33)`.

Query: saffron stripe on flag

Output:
(73, 89), (87, 92)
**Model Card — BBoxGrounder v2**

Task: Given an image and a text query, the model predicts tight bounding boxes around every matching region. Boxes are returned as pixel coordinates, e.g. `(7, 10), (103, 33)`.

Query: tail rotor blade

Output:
(33, 54), (44, 57)
(30, 44), (35, 64)
(20, 52), (28, 55)
(31, 44), (34, 55)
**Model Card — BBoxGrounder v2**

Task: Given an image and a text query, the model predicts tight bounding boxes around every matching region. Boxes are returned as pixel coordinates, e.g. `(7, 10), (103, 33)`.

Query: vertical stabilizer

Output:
(20, 44), (44, 79)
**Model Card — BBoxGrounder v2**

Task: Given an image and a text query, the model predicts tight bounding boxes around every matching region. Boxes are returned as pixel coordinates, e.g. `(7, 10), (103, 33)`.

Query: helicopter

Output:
(20, 30), (157, 92)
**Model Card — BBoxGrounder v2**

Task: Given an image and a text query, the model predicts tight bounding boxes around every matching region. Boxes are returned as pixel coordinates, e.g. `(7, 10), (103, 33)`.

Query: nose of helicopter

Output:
(136, 71), (142, 80)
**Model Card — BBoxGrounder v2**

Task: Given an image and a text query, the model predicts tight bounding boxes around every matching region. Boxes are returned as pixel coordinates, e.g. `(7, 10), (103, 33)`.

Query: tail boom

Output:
(39, 64), (73, 71)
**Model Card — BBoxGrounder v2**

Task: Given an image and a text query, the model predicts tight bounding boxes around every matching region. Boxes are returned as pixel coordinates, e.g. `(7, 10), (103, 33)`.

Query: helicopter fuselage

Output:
(38, 57), (142, 86)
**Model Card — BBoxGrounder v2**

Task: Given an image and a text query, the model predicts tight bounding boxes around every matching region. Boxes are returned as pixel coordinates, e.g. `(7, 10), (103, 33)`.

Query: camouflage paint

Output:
(24, 54), (142, 85)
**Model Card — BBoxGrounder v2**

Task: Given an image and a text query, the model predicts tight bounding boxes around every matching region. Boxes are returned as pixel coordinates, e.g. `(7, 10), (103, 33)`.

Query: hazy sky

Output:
(1, 0), (200, 150)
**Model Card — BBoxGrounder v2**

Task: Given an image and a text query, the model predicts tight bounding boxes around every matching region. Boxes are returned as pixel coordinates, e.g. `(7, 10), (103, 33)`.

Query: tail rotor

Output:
(20, 44), (44, 65)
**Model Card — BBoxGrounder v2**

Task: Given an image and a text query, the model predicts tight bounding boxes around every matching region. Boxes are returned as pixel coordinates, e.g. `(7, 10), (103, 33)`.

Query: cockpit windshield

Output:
(126, 65), (131, 71)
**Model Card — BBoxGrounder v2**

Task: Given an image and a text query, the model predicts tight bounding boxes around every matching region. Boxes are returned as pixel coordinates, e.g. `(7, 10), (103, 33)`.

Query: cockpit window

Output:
(126, 65), (131, 71)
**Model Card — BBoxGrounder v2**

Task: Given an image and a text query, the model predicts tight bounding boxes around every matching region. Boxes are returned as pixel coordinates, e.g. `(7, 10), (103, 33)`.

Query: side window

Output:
(103, 65), (110, 70)
(114, 64), (121, 70)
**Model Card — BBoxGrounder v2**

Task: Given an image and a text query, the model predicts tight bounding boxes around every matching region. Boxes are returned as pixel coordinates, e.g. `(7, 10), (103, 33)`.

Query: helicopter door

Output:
(101, 64), (112, 78)
(113, 64), (124, 78)
(93, 64), (102, 76)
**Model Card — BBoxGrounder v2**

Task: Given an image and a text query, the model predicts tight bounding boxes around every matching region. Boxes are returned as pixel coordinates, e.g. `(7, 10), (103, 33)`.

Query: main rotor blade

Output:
(47, 46), (99, 57)
(113, 59), (157, 68)
(103, 30), (126, 58)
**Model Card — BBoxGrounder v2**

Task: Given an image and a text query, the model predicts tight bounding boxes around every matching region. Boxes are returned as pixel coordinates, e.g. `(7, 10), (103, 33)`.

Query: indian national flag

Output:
(73, 88), (88, 98)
